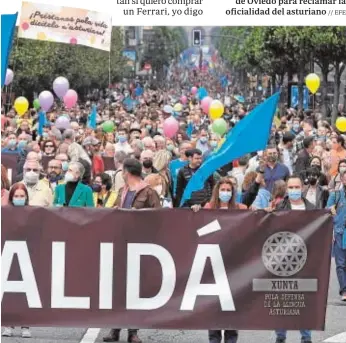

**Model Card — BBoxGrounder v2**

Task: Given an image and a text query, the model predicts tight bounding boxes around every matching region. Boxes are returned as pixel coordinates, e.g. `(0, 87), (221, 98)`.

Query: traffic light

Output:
(193, 30), (201, 46)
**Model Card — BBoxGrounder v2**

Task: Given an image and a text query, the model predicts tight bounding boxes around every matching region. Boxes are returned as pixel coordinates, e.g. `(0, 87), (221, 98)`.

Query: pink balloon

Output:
(181, 95), (188, 105)
(201, 96), (213, 114)
(63, 89), (78, 109)
(191, 87), (198, 95)
(163, 117), (179, 139)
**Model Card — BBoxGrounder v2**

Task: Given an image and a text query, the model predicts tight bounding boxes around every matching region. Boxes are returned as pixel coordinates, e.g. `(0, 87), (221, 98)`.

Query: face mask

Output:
(308, 176), (318, 186)
(340, 167), (346, 174)
(219, 191), (232, 203)
(157, 128), (164, 135)
(42, 132), (48, 138)
(146, 125), (152, 130)
(64, 172), (75, 183)
(288, 189), (302, 201)
(154, 185), (163, 195)
(293, 123), (300, 131)
(62, 161), (69, 172)
(18, 141), (27, 149)
(24, 171), (39, 185)
(311, 164), (321, 171)
(7, 139), (16, 148)
(13, 198), (26, 206)
(200, 137), (208, 144)
(267, 155), (278, 163)
(167, 144), (174, 151)
(143, 160), (153, 169)
(210, 141), (218, 148)
(118, 136), (127, 143)
(92, 184), (102, 193)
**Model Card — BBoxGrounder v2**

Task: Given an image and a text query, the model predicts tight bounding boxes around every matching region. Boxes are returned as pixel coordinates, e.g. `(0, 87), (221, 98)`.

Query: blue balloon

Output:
(198, 87), (208, 100)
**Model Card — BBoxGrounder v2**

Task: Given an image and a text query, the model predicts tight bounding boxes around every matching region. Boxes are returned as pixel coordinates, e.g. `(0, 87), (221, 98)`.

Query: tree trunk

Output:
(320, 64), (329, 119)
(298, 63), (305, 110)
(332, 63), (345, 124)
(271, 73), (276, 95)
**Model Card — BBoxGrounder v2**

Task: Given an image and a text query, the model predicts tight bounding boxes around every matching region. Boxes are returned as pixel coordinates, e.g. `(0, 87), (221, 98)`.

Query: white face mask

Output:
(154, 185), (163, 196)
(24, 171), (39, 185)
(64, 172), (75, 183)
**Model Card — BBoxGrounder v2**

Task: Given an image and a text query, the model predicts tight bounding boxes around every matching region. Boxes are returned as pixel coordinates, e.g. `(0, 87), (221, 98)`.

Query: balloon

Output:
(174, 103), (183, 112)
(212, 118), (227, 136)
(163, 116), (179, 138)
(33, 99), (40, 110)
(209, 100), (224, 120)
(63, 89), (78, 109)
(55, 116), (71, 130)
(14, 96), (29, 116)
(5, 69), (14, 86)
(201, 96), (213, 114)
(53, 76), (69, 98)
(336, 117), (346, 133)
(198, 87), (208, 100)
(191, 87), (198, 95)
(305, 73), (320, 94)
(180, 96), (187, 105)
(39, 90), (54, 112)
(102, 120), (115, 133)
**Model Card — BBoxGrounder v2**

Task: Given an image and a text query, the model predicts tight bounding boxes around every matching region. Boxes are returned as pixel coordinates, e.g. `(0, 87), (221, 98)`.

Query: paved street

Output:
(2, 260), (345, 343)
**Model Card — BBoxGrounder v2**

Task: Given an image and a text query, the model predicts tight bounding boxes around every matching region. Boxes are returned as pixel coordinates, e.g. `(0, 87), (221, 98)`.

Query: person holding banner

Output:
(2, 182), (32, 338)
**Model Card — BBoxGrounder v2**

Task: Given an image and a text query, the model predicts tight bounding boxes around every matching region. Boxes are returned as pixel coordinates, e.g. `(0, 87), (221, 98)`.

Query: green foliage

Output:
(9, 27), (125, 97)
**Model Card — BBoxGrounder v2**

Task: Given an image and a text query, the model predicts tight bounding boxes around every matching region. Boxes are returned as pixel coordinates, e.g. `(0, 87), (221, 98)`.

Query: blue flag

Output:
(1, 13), (18, 86)
(88, 104), (97, 129)
(38, 111), (47, 136)
(186, 121), (193, 138)
(180, 93), (280, 206)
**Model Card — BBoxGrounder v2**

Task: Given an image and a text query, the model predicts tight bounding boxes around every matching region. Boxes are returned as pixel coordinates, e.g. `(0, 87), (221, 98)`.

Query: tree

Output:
(8, 27), (125, 100)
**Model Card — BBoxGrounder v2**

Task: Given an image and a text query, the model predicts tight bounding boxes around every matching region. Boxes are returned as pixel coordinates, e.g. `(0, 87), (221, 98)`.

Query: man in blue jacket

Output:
(327, 170), (346, 302)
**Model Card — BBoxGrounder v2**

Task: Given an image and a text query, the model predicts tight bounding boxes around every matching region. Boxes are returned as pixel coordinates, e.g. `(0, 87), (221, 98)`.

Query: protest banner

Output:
(2, 207), (332, 329)
(18, 2), (112, 51)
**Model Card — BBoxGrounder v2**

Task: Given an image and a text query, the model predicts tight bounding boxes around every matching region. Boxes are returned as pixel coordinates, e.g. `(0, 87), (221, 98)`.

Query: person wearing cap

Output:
(82, 136), (104, 177)
(129, 127), (142, 141)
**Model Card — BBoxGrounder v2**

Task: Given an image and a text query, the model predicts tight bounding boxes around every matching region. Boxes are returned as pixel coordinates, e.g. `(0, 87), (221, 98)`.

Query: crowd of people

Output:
(1, 74), (346, 343)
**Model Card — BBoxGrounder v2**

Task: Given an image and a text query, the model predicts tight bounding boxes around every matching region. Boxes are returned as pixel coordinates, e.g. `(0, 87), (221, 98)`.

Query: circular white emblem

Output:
(262, 232), (307, 277)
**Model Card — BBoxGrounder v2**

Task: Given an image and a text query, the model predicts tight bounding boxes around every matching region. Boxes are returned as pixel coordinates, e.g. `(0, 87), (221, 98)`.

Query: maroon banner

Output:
(1, 207), (332, 329)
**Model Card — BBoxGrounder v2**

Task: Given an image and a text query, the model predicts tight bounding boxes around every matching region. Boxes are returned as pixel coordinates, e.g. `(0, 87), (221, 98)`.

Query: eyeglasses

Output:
(45, 144), (54, 148)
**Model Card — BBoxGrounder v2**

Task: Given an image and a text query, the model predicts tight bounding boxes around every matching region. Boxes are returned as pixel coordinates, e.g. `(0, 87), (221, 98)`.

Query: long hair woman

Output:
(2, 183), (31, 338)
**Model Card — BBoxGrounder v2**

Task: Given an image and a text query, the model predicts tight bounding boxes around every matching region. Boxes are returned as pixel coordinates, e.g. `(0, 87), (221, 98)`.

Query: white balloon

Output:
(5, 69), (14, 86)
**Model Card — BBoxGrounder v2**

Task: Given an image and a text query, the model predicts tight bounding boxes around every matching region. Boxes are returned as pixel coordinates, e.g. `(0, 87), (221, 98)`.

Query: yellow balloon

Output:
(305, 73), (320, 94)
(209, 100), (224, 120)
(174, 103), (183, 112)
(14, 96), (29, 116)
(336, 117), (346, 133)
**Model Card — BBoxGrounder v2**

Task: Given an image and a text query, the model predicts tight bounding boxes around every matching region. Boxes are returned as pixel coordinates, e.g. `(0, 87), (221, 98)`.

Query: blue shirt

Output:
(1, 148), (19, 155)
(169, 159), (188, 196)
(264, 163), (290, 193)
(327, 189), (346, 235)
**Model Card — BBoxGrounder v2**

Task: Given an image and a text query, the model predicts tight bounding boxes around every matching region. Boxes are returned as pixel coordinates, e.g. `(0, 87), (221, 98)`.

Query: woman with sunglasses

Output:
(42, 140), (56, 157)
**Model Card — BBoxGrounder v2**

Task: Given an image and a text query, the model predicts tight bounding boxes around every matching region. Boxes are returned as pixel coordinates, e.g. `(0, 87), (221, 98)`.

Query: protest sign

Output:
(2, 207), (332, 329)
(18, 2), (112, 51)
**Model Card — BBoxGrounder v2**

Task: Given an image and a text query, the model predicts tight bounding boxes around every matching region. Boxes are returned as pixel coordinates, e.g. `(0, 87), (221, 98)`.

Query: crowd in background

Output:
(1, 73), (346, 343)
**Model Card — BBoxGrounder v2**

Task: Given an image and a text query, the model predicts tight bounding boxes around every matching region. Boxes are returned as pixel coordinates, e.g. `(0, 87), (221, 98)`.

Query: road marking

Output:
(80, 328), (100, 343)
(324, 332), (346, 342)
(197, 219), (221, 237)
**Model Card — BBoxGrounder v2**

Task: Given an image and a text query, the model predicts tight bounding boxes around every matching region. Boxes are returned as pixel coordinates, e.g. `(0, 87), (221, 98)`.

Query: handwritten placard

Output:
(18, 2), (112, 52)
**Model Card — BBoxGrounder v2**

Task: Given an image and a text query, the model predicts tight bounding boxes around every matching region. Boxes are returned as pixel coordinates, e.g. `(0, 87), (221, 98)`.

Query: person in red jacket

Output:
(82, 137), (104, 177)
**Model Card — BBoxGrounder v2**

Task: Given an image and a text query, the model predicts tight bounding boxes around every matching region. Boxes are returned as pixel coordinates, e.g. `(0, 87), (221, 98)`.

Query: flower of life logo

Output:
(262, 232), (308, 277)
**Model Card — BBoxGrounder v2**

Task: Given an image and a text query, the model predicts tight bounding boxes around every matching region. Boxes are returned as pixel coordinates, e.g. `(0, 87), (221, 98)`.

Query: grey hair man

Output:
(63, 129), (91, 164)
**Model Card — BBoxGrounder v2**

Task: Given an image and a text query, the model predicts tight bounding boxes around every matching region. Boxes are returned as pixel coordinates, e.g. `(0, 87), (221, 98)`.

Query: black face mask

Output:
(92, 184), (102, 193)
(311, 165), (321, 172)
(308, 176), (318, 186)
(143, 160), (153, 169)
